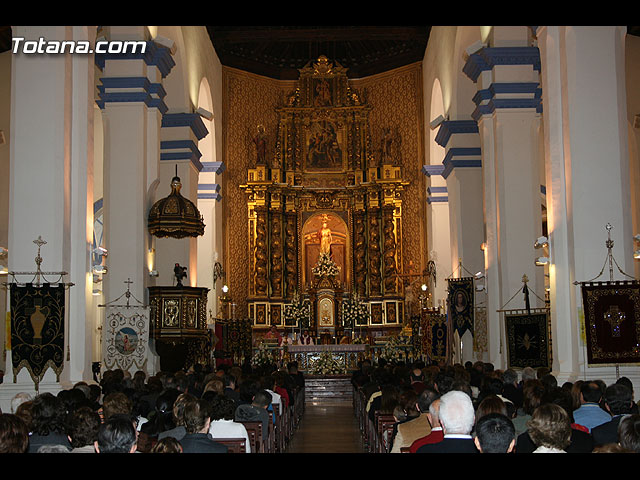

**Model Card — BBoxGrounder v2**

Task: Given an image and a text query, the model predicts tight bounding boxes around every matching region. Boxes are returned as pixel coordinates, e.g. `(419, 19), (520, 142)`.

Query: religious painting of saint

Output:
(447, 278), (474, 338)
(305, 120), (344, 171)
(115, 327), (139, 356)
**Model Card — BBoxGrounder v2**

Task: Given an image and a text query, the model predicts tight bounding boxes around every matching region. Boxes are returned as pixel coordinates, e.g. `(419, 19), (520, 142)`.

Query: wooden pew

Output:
(375, 412), (397, 453)
(213, 437), (247, 453)
(238, 421), (263, 453)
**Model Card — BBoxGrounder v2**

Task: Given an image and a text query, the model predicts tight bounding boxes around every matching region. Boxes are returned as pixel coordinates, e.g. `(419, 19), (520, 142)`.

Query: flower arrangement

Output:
(310, 350), (347, 376)
(251, 342), (274, 369)
(284, 291), (310, 328)
(311, 252), (340, 277)
(379, 334), (408, 363)
(341, 294), (370, 328)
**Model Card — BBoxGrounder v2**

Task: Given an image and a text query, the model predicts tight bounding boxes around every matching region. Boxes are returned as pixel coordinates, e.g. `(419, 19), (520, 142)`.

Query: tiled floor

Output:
(285, 399), (366, 453)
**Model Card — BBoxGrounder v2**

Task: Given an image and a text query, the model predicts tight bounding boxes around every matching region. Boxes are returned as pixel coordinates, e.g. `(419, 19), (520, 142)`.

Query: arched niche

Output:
(301, 212), (349, 288)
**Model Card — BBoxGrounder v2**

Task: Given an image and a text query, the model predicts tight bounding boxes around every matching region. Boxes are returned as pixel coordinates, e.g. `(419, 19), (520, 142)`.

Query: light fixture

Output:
(0, 265), (8, 275)
(474, 271), (484, 279)
(635, 250), (640, 260)
(92, 288), (102, 296)
(421, 283), (427, 292)
(534, 236), (548, 249)
(465, 40), (486, 57)
(429, 114), (447, 130)
(222, 284), (229, 294)
(475, 284), (486, 292)
(154, 35), (177, 55)
(196, 107), (214, 121)
(148, 270), (159, 277)
(93, 246), (108, 257)
(480, 242), (487, 251)
(535, 256), (550, 266)
(92, 265), (108, 274)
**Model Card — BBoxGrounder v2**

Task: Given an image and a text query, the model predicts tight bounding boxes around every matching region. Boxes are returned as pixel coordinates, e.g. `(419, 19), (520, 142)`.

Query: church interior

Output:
(1, 25), (640, 426)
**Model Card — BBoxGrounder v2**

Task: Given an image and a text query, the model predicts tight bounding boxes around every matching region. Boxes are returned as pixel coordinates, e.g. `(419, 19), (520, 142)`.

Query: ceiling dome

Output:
(148, 175), (205, 238)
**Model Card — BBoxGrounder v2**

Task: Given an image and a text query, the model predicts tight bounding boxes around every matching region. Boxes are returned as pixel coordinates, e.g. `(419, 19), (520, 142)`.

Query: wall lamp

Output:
(535, 256), (550, 266)
(534, 236), (548, 249)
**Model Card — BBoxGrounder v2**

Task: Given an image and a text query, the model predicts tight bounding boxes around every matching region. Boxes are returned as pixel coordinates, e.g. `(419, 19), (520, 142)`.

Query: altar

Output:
(287, 344), (368, 373)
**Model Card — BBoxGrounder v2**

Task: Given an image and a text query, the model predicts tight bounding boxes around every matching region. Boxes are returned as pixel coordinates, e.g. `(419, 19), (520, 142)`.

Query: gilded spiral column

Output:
(284, 213), (298, 298)
(353, 211), (367, 296)
(254, 207), (268, 296)
(368, 208), (382, 296)
(382, 205), (398, 295)
(270, 212), (284, 297)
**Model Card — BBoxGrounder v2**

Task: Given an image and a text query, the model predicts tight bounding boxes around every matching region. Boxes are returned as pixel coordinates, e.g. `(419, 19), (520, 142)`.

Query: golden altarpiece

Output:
(241, 56), (410, 341)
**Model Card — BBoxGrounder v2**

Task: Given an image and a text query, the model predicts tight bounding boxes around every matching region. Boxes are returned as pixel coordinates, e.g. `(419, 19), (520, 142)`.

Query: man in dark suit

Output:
(180, 397), (228, 453)
(592, 383), (635, 447)
(416, 390), (478, 453)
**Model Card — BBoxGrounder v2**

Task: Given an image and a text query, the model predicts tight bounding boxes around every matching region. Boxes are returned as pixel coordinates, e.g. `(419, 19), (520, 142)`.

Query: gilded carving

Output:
(254, 209), (268, 296)
(383, 206), (398, 294)
(270, 213), (283, 297)
(368, 210), (382, 295)
(353, 212), (367, 296)
(285, 214), (297, 298)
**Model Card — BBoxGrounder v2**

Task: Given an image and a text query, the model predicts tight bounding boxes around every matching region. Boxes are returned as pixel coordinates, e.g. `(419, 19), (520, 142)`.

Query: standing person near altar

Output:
(265, 325), (282, 343)
(300, 330), (315, 345)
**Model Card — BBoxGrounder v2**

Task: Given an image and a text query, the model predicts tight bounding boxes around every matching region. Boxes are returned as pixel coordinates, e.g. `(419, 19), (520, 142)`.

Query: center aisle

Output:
(285, 399), (366, 453)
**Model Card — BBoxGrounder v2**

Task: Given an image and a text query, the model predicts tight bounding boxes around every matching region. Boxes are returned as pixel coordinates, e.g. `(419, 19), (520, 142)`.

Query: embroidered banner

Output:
(505, 309), (550, 369)
(422, 311), (448, 364)
(103, 305), (150, 375)
(10, 283), (65, 387)
(447, 277), (475, 338)
(473, 306), (488, 354)
(581, 281), (640, 365)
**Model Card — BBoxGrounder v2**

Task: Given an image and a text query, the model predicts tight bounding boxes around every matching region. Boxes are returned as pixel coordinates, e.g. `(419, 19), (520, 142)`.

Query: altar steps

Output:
(304, 375), (353, 403)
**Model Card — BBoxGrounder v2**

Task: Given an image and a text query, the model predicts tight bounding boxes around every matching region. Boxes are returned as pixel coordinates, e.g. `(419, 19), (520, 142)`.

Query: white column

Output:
(538, 26), (635, 387)
(4, 26), (94, 409)
(466, 27), (545, 369)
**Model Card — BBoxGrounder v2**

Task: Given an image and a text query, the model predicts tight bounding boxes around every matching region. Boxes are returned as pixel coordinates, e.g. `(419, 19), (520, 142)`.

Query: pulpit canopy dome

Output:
(148, 175), (205, 238)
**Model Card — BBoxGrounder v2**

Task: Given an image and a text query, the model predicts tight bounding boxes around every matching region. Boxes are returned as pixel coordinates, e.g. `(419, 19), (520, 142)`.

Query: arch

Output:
(301, 212), (350, 287)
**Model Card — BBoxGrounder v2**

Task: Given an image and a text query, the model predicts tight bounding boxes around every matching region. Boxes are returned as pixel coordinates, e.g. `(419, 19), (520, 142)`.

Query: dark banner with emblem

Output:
(447, 277), (474, 338)
(215, 318), (253, 364)
(10, 283), (65, 387)
(581, 281), (640, 365)
(420, 311), (448, 364)
(505, 309), (550, 369)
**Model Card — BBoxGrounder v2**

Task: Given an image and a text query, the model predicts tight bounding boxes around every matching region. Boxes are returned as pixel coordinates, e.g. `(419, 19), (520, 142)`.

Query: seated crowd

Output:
(352, 358), (640, 453)
(0, 360), (305, 454)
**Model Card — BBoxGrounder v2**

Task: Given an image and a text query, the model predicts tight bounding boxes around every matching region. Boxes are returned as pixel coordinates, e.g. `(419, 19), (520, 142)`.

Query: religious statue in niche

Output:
(319, 216), (333, 258)
(252, 124), (267, 166)
(306, 120), (343, 171)
(303, 213), (348, 286)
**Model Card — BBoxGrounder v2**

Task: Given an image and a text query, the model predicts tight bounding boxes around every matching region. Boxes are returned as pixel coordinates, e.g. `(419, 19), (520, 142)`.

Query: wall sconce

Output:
(474, 271), (485, 279)
(149, 270), (159, 277)
(92, 265), (108, 274)
(535, 256), (550, 266)
(222, 284), (229, 294)
(534, 236), (548, 249)
(429, 114), (448, 130)
(0, 265), (8, 275)
(93, 246), (108, 257)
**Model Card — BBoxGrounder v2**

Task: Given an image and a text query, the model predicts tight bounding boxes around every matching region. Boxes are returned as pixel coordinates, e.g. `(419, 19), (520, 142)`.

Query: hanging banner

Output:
(473, 306), (488, 354)
(10, 283), (65, 387)
(581, 281), (640, 366)
(447, 277), (475, 338)
(103, 305), (150, 374)
(423, 311), (448, 364)
(504, 309), (550, 369)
